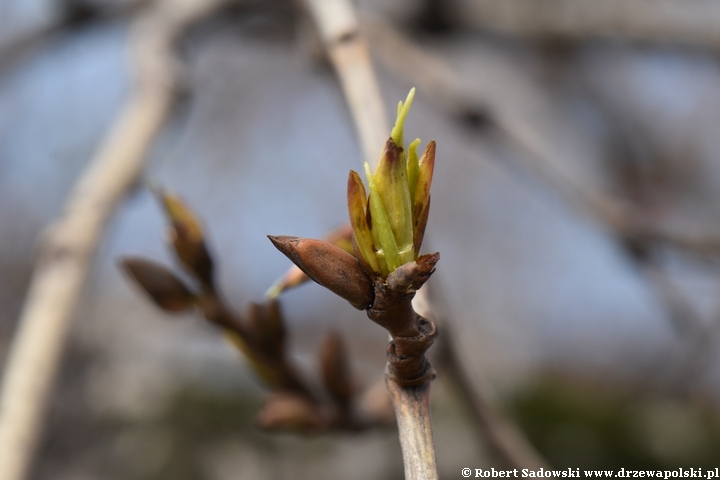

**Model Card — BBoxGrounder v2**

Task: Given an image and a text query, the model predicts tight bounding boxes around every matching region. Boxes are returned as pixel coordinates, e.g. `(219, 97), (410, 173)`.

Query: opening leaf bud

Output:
(372, 139), (414, 266)
(390, 88), (415, 150)
(412, 141), (435, 255)
(346, 88), (436, 278)
(364, 163), (400, 274)
(407, 138), (421, 204)
(347, 171), (380, 275)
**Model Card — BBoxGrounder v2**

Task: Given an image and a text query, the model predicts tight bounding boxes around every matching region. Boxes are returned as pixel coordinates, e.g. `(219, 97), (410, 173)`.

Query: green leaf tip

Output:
(341, 89), (435, 279)
(390, 88), (416, 148)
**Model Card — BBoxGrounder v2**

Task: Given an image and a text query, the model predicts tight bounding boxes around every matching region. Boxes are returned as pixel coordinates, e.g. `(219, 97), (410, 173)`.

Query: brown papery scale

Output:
(268, 236), (374, 310)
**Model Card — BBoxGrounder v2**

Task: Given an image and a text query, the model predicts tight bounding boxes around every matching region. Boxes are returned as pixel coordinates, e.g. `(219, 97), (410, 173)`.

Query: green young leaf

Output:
(390, 88), (416, 149)
(365, 163), (400, 273)
(373, 140), (414, 265)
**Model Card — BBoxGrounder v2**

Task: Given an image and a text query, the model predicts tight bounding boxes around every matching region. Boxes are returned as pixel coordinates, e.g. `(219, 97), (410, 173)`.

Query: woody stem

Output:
(368, 283), (438, 479)
(386, 378), (438, 480)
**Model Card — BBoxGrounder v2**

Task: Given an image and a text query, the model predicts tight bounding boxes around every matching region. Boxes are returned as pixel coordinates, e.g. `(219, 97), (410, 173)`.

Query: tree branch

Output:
(387, 379), (438, 480)
(0, 1), (231, 478)
(456, 0), (720, 50)
(302, 0), (552, 476)
(302, 1), (442, 478)
(435, 323), (548, 469)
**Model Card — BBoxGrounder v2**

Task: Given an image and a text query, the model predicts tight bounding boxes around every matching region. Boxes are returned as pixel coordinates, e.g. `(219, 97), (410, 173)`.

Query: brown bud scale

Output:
(268, 236), (374, 310)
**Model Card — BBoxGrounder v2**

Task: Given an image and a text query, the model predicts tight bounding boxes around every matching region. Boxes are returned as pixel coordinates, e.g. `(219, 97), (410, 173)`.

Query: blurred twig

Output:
(640, 261), (719, 392)
(0, 0), (150, 73)
(0, 0), (232, 478)
(435, 323), (548, 469)
(365, 17), (720, 258)
(303, 2), (439, 478)
(456, 0), (720, 50)
(413, 283), (548, 469)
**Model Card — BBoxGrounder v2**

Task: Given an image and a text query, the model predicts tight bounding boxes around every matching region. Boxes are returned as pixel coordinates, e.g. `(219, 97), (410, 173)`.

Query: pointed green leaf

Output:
(373, 139), (413, 263)
(390, 88), (416, 149)
(365, 163), (400, 273)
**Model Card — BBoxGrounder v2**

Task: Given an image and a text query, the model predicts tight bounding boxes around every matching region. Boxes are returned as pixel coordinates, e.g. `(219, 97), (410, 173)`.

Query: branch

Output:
(387, 380), (438, 480)
(0, 1), (231, 478)
(434, 323), (548, 469)
(306, 0), (544, 478)
(456, 0), (720, 50)
(0, 0), (150, 73)
(364, 17), (720, 258)
(301, 2), (442, 478)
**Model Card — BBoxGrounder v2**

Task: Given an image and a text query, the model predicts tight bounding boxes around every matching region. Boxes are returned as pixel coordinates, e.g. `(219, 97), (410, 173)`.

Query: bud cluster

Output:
(120, 188), (370, 432)
(119, 89), (440, 434)
(349, 88), (436, 278)
(269, 89), (440, 387)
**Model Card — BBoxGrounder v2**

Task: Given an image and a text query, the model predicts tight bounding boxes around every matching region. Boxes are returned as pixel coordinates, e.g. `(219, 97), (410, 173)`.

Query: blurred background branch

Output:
(0, 0), (232, 478)
(0, 0), (150, 72)
(456, 0), (720, 49)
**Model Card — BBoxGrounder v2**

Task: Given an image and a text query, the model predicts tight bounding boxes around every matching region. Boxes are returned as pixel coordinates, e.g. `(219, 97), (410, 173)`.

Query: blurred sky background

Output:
(4, 0), (720, 478)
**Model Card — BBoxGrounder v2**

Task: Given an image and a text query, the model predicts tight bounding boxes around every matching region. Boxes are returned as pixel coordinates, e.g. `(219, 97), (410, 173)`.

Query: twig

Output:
(638, 261), (717, 391)
(435, 323), (548, 469)
(387, 380), (438, 480)
(123, 191), (396, 433)
(0, 0), (150, 73)
(302, 1), (441, 478)
(304, 0), (552, 476)
(196, 288), (387, 432)
(0, 1), (231, 478)
(456, 0), (720, 50)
